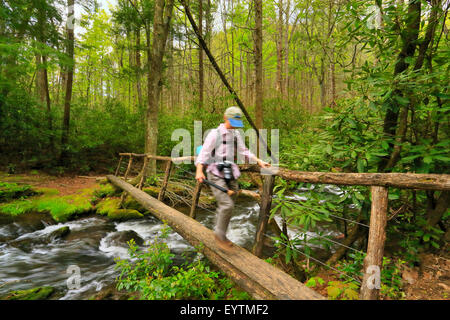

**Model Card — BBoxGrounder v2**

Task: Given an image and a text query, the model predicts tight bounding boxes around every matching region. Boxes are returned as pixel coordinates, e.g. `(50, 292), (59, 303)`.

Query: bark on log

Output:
(107, 175), (323, 300)
(360, 186), (389, 300)
(240, 165), (450, 191)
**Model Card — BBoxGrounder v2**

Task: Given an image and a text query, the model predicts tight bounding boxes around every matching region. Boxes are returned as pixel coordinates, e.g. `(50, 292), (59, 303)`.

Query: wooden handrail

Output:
(240, 165), (450, 191)
(118, 154), (449, 191)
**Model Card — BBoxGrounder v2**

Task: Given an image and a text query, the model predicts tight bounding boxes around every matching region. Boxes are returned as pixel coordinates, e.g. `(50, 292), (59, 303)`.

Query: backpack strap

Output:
(210, 127), (237, 163)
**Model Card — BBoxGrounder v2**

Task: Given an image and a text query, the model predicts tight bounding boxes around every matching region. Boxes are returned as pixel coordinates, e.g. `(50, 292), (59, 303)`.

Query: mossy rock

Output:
(49, 226), (70, 240)
(107, 209), (143, 221)
(96, 198), (121, 216)
(93, 183), (122, 199)
(96, 198), (143, 220)
(123, 198), (147, 213)
(0, 286), (54, 300)
(34, 195), (93, 223)
(0, 190), (94, 222)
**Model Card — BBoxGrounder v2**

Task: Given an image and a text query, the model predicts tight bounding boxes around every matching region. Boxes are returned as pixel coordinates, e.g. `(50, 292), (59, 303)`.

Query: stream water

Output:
(0, 185), (344, 300)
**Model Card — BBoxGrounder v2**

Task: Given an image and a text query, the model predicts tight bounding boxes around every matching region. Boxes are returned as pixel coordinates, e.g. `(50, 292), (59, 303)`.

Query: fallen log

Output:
(107, 174), (324, 300)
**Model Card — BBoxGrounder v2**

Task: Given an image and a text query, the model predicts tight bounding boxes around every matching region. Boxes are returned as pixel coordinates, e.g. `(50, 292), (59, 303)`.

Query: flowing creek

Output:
(0, 185), (345, 300)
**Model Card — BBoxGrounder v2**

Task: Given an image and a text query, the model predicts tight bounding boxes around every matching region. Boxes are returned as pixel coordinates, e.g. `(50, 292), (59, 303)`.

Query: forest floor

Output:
(311, 249), (450, 300)
(1, 170), (449, 300)
(0, 171), (103, 196)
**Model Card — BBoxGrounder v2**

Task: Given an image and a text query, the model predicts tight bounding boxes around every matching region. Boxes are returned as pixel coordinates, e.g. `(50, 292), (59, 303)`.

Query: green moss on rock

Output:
(123, 198), (147, 213)
(0, 189), (94, 222)
(96, 198), (143, 220)
(107, 209), (143, 221)
(93, 183), (122, 199)
(0, 286), (54, 300)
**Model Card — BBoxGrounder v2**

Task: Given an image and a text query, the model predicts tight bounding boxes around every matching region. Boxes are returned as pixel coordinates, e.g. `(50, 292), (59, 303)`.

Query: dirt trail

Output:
(0, 171), (104, 196)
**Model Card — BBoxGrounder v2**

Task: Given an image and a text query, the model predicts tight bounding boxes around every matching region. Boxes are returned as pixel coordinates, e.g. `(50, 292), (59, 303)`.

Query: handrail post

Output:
(253, 174), (275, 257)
(115, 155), (123, 176)
(123, 155), (133, 180)
(360, 186), (389, 300)
(190, 180), (203, 219)
(137, 156), (149, 189)
(158, 160), (173, 201)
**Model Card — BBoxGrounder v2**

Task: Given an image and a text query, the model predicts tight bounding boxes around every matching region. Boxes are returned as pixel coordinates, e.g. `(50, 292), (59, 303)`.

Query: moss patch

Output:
(93, 183), (122, 199)
(0, 182), (37, 202)
(96, 198), (143, 221)
(0, 188), (95, 222)
(122, 198), (147, 213)
(0, 200), (35, 216)
(142, 186), (160, 197)
(35, 187), (60, 197)
(0, 286), (54, 300)
(108, 209), (143, 221)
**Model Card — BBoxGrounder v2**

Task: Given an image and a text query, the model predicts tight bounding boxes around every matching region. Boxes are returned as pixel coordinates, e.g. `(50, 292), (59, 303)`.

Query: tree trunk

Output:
(135, 28), (143, 108)
(379, 0), (421, 172)
(254, 0), (263, 129)
(360, 186), (388, 300)
(198, 0), (204, 109)
(284, 0), (290, 100)
(145, 0), (174, 175)
(60, 0), (75, 165)
(276, 0), (284, 96)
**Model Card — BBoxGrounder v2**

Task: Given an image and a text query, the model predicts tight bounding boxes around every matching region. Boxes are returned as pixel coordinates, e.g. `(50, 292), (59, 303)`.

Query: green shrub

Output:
(115, 224), (251, 300)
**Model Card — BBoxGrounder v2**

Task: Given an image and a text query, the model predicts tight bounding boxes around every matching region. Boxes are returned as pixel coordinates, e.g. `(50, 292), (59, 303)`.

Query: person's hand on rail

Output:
(196, 163), (206, 183)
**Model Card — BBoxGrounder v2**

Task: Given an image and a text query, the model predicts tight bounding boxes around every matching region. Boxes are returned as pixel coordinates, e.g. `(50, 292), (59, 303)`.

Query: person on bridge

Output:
(195, 106), (270, 247)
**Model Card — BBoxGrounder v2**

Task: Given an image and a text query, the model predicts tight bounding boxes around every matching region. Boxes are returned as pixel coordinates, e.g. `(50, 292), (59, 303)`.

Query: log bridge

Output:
(111, 153), (450, 300)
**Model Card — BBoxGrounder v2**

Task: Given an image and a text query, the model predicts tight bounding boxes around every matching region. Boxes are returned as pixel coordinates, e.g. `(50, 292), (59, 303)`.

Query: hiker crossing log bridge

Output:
(106, 174), (324, 300)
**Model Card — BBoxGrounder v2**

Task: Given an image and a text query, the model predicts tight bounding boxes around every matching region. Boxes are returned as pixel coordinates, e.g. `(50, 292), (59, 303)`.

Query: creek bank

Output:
(0, 286), (55, 300)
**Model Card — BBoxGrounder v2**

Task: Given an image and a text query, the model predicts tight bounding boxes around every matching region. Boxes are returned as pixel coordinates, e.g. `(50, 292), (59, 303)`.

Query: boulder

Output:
(108, 230), (144, 247)
(49, 226), (70, 241)
(107, 209), (143, 221)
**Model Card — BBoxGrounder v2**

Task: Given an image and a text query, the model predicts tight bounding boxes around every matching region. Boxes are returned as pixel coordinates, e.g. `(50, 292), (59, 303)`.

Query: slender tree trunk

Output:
(284, 0), (290, 100)
(60, 0), (75, 165)
(198, 0), (204, 109)
(254, 0), (263, 129)
(136, 28), (143, 108)
(276, 0), (284, 96)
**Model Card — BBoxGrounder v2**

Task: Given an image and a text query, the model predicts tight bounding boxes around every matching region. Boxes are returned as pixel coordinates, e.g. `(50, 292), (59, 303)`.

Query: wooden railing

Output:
(114, 152), (450, 300)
